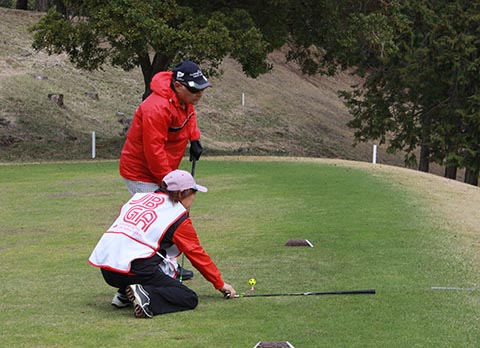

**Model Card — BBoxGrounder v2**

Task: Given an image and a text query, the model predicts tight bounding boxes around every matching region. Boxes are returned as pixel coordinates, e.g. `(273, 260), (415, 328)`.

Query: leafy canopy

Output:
(30, 0), (276, 97)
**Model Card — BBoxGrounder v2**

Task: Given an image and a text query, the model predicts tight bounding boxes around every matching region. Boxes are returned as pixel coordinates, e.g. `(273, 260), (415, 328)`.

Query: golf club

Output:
(178, 157), (197, 282)
(225, 288), (376, 298)
(191, 156), (196, 177)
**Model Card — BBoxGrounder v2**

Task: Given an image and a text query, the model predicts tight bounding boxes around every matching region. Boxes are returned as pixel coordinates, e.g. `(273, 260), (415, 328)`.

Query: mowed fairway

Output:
(1, 158), (479, 347)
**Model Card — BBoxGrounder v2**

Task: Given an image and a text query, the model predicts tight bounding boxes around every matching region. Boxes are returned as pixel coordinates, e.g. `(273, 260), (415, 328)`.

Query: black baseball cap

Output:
(172, 60), (212, 90)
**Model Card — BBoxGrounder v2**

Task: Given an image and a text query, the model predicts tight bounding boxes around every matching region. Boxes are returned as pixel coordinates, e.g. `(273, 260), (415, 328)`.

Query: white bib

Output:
(89, 192), (186, 273)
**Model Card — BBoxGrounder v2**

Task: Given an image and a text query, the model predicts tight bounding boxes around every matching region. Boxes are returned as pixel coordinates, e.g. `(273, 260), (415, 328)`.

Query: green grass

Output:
(0, 159), (478, 347)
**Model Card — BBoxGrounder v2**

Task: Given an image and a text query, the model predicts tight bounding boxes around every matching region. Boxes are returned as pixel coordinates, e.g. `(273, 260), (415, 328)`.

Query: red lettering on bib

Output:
(124, 206), (157, 232)
(130, 194), (165, 208)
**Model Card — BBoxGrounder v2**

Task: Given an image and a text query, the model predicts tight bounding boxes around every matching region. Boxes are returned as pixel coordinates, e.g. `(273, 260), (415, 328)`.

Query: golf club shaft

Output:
(228, 289), (376, 298)
(431, 286), (477, 291)
(179, 157), (197, 282)
(191, 157), (196, 177)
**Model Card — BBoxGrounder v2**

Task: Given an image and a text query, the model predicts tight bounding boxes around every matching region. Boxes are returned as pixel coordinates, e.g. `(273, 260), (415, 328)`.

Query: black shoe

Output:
(126, 284), (153, 318)
(178, 266), (194, 281)
(111, 291), (131, 308)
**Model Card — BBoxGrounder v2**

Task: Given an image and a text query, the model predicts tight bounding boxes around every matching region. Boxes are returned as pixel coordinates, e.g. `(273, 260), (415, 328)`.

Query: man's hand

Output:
(190, 140), (203, 161)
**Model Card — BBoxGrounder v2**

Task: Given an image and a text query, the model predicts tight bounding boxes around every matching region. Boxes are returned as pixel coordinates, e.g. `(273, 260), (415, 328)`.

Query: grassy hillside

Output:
(0, 8), (405, 166)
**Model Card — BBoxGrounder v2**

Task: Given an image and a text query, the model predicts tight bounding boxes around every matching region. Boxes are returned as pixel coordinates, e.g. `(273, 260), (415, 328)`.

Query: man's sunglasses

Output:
(181, 83), (202, 94)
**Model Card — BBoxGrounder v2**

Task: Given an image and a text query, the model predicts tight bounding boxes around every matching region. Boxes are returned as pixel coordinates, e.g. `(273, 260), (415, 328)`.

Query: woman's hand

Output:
(220, 283), (236, 299)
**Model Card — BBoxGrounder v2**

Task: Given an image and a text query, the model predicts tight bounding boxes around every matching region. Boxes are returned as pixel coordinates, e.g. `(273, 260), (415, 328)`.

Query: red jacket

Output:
(119, 72), (201, 184)
(173, 218), (224, 290)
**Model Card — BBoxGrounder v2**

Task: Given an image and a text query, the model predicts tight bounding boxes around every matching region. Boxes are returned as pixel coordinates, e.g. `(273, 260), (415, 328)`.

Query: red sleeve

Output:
(142, 105), (174, 182)
(172, 218), (224, 290)
(190, 116), (201, 141)
(186, 105), (201, 141)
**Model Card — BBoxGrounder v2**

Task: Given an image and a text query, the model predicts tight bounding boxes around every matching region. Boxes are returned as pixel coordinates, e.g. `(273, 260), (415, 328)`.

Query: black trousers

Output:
(101, 268), (198, 315)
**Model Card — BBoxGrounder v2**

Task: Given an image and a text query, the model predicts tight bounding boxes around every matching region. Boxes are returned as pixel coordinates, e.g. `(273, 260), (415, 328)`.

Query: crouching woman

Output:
(88, 169), (236, 318)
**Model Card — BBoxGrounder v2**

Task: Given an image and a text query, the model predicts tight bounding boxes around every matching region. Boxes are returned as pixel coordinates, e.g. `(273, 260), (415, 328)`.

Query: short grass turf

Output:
(0, 159), (478, 348)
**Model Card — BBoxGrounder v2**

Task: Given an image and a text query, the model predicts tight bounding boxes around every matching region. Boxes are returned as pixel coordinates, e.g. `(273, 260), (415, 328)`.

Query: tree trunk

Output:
(464, 168), (479, 186)
(418, 113), (431, 172)
(138, 52), (153, 101)
(444, 166), (457, 179)
(16, 0), (28, 10)
(35, 0), (48, 11)
(464, 152), (480, 186)
(151, 53), (170, 78)
(418, 144), (430, 172)
(52, 0), (67, 15)
(139, 52), (171, 100)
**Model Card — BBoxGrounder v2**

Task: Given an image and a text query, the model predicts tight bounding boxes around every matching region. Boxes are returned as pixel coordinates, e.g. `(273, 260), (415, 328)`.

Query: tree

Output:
(28, 0), (479, 185)
(338, 1), (446, 170)
(295, 0), (479, 185)
(30, 0), (276, 99)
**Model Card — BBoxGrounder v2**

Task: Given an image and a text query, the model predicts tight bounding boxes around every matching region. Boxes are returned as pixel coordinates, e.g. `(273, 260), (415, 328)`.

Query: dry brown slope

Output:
(200, 52), (405, 166)
(0, 7), (405, 167)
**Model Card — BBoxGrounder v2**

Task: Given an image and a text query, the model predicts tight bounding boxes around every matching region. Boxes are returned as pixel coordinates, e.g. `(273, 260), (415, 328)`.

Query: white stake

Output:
(242, 92), (245, 106)
(372, 144), (377, 164)
(92, 131), (96, 159)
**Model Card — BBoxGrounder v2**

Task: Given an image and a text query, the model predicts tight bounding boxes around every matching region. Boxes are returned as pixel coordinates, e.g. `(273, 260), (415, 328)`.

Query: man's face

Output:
(174, 81), (206, 106)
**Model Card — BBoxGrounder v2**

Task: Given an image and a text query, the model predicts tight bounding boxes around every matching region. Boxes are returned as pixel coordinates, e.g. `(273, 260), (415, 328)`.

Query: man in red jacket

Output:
(115, 61), (209, 299)
(119, 60), (210, 195)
